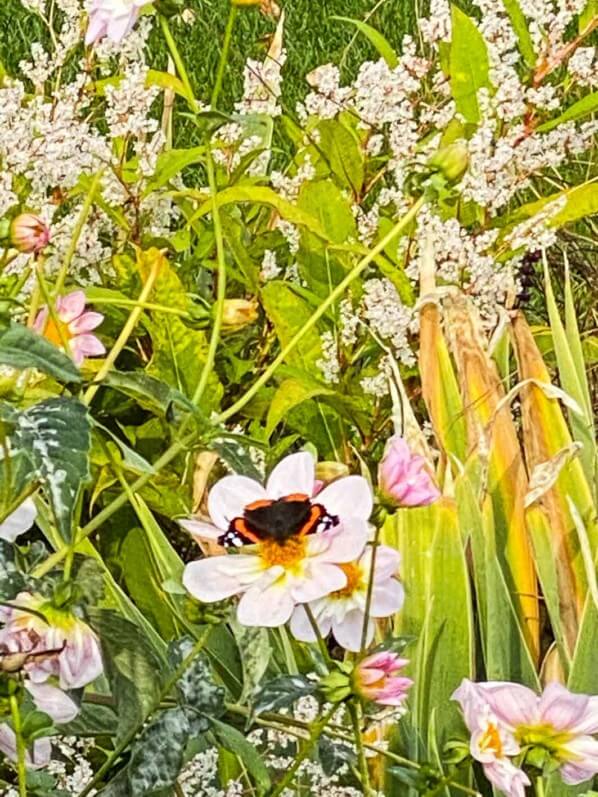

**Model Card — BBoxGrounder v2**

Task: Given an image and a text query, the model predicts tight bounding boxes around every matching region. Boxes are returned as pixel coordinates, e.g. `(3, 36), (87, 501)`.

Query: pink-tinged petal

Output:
(265, 451), (315, 499)
(33, 306), (48, 333)
(178, 518), (222, 541)
(183, 558), (246, 602)
(26, 681), (78, 724)
(315, 517), (368, 564)
(482, 760), (530, 797)
(106, 9), (138, 42)
(208, 475), (266, 530)
(291, 562), (346, 603)
(559, 735), (598, 784)
(478, 681), (539, 728)
(58, 626), (103, 689)
(538, 682), (590, 731)
(369, 545), (401, 579)
(573, 696), (598, 734)
(237, 582), (295, 627)
(69, 311), (104, 334)
(0, 498), (36, 543)
(71, 333), (106, 358)
(85, 13), (108, 44)
(56, 291), (85, 323)
(0, 724), (51, 769)
(318, 475), (373, 522)
(289, 604), (333, 643)
(332, 608), (371, 652)
(370, 578), (404, 617)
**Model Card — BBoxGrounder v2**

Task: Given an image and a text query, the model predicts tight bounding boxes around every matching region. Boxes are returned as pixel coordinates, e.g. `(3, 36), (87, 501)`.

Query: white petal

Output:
(266, 452), (315, 499)
(317, 475), (373, 521)
(183, 557), (253, 602)
(291, 562), (347, 603)
(0, 498), (36, 542)
(370, 545), (401, 579)
(370, 579), (405, 617)
(315, 518), (368, 564)
(208, 475), (266, 530)
(332, 609), (371, 652)
(0, 724), (51, 769)
(26, 681), (79, 724)
(289, 603), (332, 643)
(237, 582), (295, 627)
(178, 518), (222, 541)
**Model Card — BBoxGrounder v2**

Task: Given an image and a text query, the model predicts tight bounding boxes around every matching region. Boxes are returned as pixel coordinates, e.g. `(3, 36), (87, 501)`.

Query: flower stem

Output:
(535, 777), (546, 797)
(210, 4), (238, 110)
(269, 705), (336, 797)
(82, 251), (162, 405)
(9, 694), (27, 797)
(360, 526), (381, 654)
(159, 16), (198, 113)
(348, 699), (374, 797)
(302, 604), (333, 668)
(77, 628), (211, 797)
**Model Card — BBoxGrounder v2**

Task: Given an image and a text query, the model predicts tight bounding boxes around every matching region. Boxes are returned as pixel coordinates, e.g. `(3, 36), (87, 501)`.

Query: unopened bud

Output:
(10, 214), (50, 254)
(428, 140), (469, 182)
(222, 299), (258, 328)
(319, 667), (352, 704)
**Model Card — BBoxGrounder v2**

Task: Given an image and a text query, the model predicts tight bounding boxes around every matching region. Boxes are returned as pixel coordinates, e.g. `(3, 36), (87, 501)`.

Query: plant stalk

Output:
(10, 694), (27, 797)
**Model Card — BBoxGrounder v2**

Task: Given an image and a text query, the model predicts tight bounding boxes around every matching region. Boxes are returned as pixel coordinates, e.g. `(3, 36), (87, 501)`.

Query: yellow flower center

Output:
(43, 317), (71, 347)
(331, 562), (363, 599)
(259, 537), (307, 572)
(479, 722), (504, 757)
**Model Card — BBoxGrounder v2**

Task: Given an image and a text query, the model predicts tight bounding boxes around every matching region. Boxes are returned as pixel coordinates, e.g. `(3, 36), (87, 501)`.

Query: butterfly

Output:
(219, 493), (338, 548)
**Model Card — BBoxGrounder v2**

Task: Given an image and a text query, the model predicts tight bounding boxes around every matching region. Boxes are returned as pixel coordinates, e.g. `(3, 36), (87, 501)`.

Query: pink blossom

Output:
(0, 592), (103, 690)
(355, 651), (412, 707)
(453, 678), (598, 792)
(378, 436), (440, 507)
(85, 0), (149, 46)
(34, 290), (105, 366)
(10, 213), (50, 254)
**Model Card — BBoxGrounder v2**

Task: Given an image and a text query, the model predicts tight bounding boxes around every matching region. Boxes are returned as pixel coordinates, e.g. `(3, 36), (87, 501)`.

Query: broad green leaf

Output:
(143, 146), (205, 194)
(252, 674), (316, 715)
(211, 718), (272, 794)
(449, 7), (491, 123)
(579, 0), (597, 31)
(128, 708), (189, 794)
(0, 323), (81, 383)
(501, 0), (536, 66)
(230, 620), (272, 704)
(317, 119), (365, 195)
(536, 93), (598, 133)
(170, 638), (225, 732)
(146, 68), (192, 101)
(330, 16), (398, 68)
(503, 182), (598, 231)
(297, 180), (357, 244)
(104, 370), (202, 418)
(89, 609), (166, 739)
(384, 500), (474, 746)
(266, 377), (333, 437)
(13, 398), (90, 542)
(261, 282), (323, 368)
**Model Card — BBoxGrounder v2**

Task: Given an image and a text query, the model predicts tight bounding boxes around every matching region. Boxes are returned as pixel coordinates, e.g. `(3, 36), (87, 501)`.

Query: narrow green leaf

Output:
(501, 0), (536, 66)
(449, 7), (490, 123)
(536, 92), (598, 133)
(317, 118), (365, 195)
(211, 719), (272, 794)
(330, 16), (398, 68)
(266, 377), (333, 436)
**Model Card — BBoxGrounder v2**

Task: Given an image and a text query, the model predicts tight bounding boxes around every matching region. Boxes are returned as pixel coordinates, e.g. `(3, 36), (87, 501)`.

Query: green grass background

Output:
(0, 0), (418, 110)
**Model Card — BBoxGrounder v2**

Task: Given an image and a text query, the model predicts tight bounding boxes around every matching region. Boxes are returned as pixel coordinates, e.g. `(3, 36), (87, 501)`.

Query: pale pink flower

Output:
(34, 290), (105, 366)
(354, 651), (413, 707)
(289, 545), (404, 651)
(0, 681), (77, 768)
(181, 452), (373, 628)
(0, 498), (36, 543)
(10, 213), (50, 254)
(85, 0), (148, 45)
(0, 593), (103, 690)
(453, 678), (598, 791)
(378, 436), (440, 507)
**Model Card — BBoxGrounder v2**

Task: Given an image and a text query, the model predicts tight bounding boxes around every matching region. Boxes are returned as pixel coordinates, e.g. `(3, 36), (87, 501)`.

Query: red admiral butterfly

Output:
(219, 493), (338, 547)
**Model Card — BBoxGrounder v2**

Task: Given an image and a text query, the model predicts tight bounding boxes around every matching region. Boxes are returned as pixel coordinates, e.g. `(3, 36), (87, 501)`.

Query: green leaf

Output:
(230, 620), (272, 704)
(449, 7), (491, 123)
(317, 119), (365, 195)
(500, 0), (536, 66)
(0, 539), (26, 597)
(0, 323), (81, 383)
(13, 398), (91, 542)
(170, 638), (225, 732)
(536, 93), (598, 133)
(88, 609), (166, 740)
(330, 16), (398, 68)
(266, 377), (333, 437)
(261, 282), (323, 368)
(252, 674), (316, 715)
(297, 180), (357, 244)
(579, 0), (597, 31)
(211, 718), (272, 793)
(502, 182), (598, 232)
(143, 146), (205, 194)
(128, 708), (189, 795)
(104, 370), (202, 419)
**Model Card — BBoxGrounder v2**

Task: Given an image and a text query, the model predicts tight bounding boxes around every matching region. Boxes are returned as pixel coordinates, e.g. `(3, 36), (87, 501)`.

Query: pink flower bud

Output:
(10, 213), (50, 254)
(378, 436), (440, 507)
(355, 651), (413, 707)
